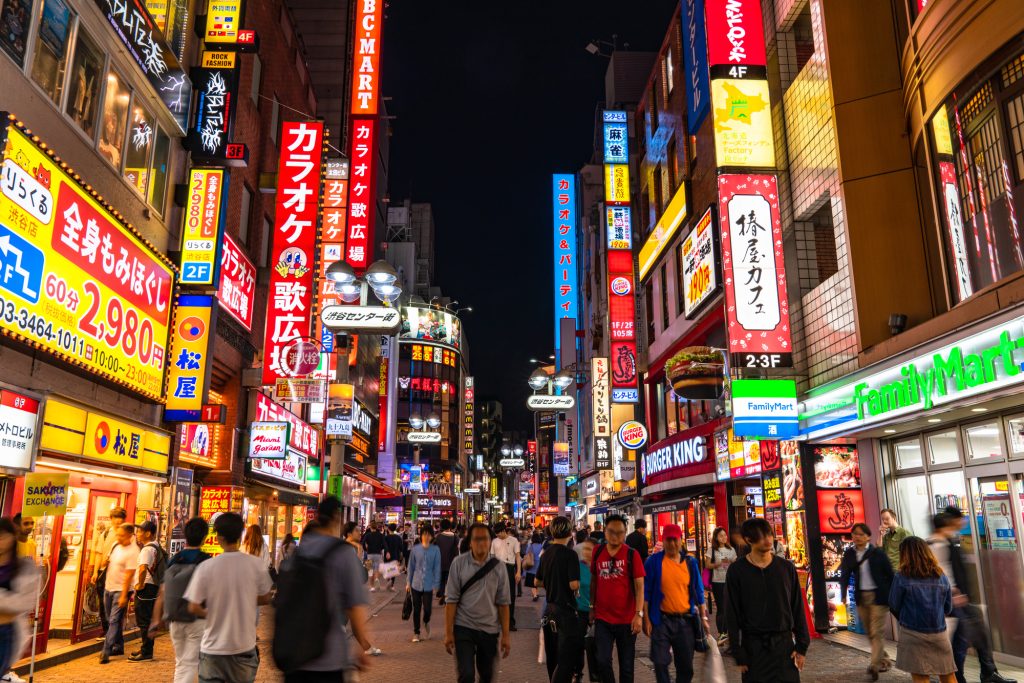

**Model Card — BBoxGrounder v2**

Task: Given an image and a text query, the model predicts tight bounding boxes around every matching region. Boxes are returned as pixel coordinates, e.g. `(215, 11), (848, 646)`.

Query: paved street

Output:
(27, 574), (924, 682)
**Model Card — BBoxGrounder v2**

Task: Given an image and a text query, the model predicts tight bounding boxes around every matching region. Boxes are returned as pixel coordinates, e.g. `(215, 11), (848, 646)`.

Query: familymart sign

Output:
(800, 317), (1024, 439)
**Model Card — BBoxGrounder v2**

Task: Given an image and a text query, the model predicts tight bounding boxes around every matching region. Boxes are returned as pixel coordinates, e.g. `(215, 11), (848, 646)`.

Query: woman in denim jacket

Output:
(888, 536), (956, 683)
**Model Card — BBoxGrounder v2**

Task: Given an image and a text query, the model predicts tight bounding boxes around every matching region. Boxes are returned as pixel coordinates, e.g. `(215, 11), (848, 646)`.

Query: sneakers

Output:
(2, 673), (27, 683)
(423, 623), (431, 640)
(411, 634), (421, 643)
(365, 647), (382, 656)
(127, 653), (153, 662)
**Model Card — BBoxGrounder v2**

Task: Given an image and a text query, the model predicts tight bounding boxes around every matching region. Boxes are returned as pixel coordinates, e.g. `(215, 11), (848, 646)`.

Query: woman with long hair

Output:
(889, 536), (956, 683)
(0, 518), (36, 680)
(277, 533), (296, 569)
(242, 524), (271, 569)
(705, 526), (735, 644)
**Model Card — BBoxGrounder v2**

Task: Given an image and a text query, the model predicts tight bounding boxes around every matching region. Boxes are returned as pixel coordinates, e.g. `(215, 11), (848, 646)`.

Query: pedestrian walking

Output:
(362, 520), (387, 592)
(524, 530), (544, 601)
(537, 516), (582, 683)
(625, 520), (649, 561)
(408, 524), (441, 642)
(930, 510), (1015, 683)
(879, 508), (909, 572)
(242, 524), (271, 569)
(706, 526), (736, 645)
(491, 522), (521, 631)
(435, 519), (459, 605)
(99, 523), (139, 664)
(129, 520), (166, 661)
(184, 512), (273, 683)
(272, 497), (372, 682)
(591, 522), (605, 544)
(90, 506), (127, 636)
(444, 522), (511, 683)
(642, 524), (707, 683)
(384, 523), (405, 591)
(575, 537), (600, 683)
(149, 517), (211, 683)
(589, 513), (646, 683)
(0, 519), (37, 682)
(277, 533), (296, 569)
(888, 535), (956, 683)
(725, 518), (809, 683)
(838, 523), (894, 680)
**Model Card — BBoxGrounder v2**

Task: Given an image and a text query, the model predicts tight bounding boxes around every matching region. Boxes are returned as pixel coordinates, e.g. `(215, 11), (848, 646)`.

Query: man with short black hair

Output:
(491, 523), (521, 631)
(590, 514), (645, 683)
(363, 520), (387, 592)
(435, 518), (458, 605)
(92, 507), (128, 636)
(129, 520), (164, 661)
(537, 516), (581, 683)
(625, 520), (649, 560)
(185, 512), (273, 683)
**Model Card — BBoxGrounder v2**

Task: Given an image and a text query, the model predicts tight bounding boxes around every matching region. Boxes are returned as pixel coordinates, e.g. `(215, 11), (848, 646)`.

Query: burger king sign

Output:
(617, 421), (648, 450)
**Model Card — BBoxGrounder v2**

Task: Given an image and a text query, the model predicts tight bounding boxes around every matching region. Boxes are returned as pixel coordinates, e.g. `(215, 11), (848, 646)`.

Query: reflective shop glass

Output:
(964, 421), (1004, 460)
(99, 70), (130, 171)
(926, 430), (961, 466)
(29, 0), (73, 104)
(895, 475), (931, 537)
(64, 29), (103, 139)
(894, 437), (923, 470)
(124, 103), (156, 195)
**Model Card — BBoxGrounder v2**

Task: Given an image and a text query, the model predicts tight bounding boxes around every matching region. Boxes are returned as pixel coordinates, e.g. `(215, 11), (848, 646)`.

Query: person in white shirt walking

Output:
(491, 523), (521, 631)
(186, 513), (273, 683)
(99, 524), (140, 664)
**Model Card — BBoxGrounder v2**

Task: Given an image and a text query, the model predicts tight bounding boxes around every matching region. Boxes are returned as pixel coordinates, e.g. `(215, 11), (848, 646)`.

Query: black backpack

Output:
(163, 551), (210, 622)
(272, 538), (349, 673)
(146, 543), (169, 585)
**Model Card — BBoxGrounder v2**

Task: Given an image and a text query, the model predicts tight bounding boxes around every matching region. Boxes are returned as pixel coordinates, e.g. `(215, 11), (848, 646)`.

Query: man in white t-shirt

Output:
(491, 523), (521, 631)
(130, 520), (163, 662)
(186, 512), (273, 683)
(100, 524), (139, 663)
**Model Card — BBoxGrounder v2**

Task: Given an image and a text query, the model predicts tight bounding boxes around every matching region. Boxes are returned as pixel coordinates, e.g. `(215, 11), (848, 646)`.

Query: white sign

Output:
(592, 358), (611, 437)
(248, 422), (289, 459)
(464, 488), (481, 494)
(617, 460), (637, 483)
(583, 475), (599, 495)
(500, 458), (526, 468)
(408, 432), (441, 443)
(681, 208), (718, 318)
(527, 394), (576, 411)
(321, 306), (402, 333)
(0, 389), (40, 472)
(250, 449), (307, 485)
(724, 190), (780, 331)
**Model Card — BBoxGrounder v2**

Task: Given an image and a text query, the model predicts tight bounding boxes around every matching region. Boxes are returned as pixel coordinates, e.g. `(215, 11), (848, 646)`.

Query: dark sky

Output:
(383, 2), (678, 430)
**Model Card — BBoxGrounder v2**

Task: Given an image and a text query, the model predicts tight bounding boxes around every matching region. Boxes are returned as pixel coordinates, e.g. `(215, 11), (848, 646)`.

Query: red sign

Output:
(640, 421), (718, 486)
(255, 392), (318, 458)
(718, 174), (792, 368)
(537, 505), (559, 515)
(350, 0), (384, 116)
(200, 404), (226, 423)
(705, 0), (767, 68)
(607, 249), (638, 398)
(218, 233), (256, 330)
(261, 121), (324, 384)
(760, 440), (780, 471)
(816, 489), (866, 534)
(345, 117), (376, 271)
(527, 440), (537, 456)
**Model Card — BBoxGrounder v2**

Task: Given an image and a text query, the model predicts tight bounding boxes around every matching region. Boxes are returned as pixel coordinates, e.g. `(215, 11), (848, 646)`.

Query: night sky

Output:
(383, 2), (678, 430)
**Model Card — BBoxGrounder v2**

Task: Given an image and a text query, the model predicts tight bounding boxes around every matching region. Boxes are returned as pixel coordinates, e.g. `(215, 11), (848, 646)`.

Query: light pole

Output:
(527, 367), (573, 513)
(500, 442), (525, 522)
(408, 411), (441, 526)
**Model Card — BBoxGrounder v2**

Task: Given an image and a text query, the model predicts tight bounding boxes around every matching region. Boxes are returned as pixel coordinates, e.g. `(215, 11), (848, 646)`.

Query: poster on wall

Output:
(170, 468), (193, 554)
(680, 207), (719, 318)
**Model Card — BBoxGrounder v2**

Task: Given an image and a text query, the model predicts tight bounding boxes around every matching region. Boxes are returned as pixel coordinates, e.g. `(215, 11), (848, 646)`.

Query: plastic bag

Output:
(703, 636), (727, 683)
(381, 561), (401, 580)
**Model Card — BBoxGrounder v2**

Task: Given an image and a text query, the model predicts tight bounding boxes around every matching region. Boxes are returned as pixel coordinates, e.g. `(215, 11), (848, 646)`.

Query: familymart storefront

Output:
(801, 309), (1024, 663)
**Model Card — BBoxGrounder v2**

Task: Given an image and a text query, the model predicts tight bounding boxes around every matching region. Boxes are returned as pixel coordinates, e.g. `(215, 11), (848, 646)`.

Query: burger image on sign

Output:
(617, 421), (648, 450)
(610, 277), (632, 296)
(666, 346), (725, 401)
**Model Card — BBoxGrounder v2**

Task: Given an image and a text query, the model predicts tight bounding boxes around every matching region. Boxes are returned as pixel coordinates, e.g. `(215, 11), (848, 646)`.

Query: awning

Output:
(344, 464), (399, 498)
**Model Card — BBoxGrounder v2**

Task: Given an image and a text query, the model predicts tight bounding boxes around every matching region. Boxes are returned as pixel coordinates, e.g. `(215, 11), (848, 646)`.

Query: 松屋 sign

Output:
(732, 379), (798, 439)
(801, 315), (1024, 440)
(526, 395), (576, 411)
(248, 422), (289, 459)
(164, 295), (216, 421)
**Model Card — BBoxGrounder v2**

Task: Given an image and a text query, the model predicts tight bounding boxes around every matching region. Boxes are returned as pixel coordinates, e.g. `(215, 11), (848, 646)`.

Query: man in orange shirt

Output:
(641, 525), (709, 683)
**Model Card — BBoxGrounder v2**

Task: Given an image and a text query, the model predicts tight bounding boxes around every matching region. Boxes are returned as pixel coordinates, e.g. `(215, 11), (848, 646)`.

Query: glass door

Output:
(970, 475), (1024, 657)
(71, 492), (124, 642)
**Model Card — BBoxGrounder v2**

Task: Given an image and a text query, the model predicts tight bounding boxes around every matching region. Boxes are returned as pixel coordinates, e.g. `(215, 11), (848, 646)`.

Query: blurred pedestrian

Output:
(362, 520), (387, 592)
(537, 516), (582, 683)
(725, 518), (808, 683)
(90, 507), (127, 635)
(0, 519), (37, 682)
(839, 523), (893, 680)
(491, 523), (521, 631)
(524, 531), (544, 601)
(185, 513), (272, 683)
(408, 524), (441, 642)
(444, 523), (510, 683)
(706, 527), (735, 645)
(277, 533), (296, 569)
(99, 523), (139, 664)
(625, 520), (649, 561)
(130, 520), (165, 661)
(575, 537), (600, 683)
(888, 536), (956, 683)
(435, 519), (459, 605)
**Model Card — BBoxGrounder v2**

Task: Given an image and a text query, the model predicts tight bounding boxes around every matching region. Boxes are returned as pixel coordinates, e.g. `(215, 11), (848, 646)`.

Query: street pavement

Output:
(27, 573), (932, 682)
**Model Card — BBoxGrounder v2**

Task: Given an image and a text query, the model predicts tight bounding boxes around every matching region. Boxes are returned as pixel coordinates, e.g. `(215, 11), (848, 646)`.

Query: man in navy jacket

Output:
(839, 523), (894, 679)
(642, 524), (708, 683)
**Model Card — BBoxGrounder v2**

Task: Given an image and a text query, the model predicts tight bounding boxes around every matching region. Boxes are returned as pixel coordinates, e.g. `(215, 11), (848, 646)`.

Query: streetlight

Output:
(499, 441), (526, 521)
(409, 410), (441, 524)
(326, 260), (402, 304)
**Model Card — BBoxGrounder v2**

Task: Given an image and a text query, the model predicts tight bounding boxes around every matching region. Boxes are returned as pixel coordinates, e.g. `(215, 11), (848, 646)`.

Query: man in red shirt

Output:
(590, 514), (646, 683)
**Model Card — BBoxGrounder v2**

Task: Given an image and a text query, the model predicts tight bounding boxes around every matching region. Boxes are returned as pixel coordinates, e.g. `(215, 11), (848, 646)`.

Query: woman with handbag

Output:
(705, 527), (735, 645)
(524, 530), (544, 601)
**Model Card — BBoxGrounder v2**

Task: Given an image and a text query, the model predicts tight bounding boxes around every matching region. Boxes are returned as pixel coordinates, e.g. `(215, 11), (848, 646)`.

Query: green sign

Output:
(328, 474), (343, 501)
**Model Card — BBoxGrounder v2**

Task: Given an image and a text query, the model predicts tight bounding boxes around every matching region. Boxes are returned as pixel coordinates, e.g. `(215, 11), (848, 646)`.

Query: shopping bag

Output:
(401, 593), (413, 621)
(537, 625), (545, 664)
(381, 561), (401, 580)
(703, 635), (728, 683)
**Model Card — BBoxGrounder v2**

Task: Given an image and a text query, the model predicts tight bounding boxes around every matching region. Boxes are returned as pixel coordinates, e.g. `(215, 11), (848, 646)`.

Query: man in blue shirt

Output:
(407, 524), (441, 642)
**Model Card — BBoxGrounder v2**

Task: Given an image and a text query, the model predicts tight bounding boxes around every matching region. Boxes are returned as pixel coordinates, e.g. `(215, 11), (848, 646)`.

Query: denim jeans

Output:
(650, 615), (695, 683)
(952, 604), (997, 683)
(594, 620), (637, 683)
(198, 649), (260, 683)
(0, 622), (14, 674)
(454, 625), (498, 683)
(102, 590), (128, 656)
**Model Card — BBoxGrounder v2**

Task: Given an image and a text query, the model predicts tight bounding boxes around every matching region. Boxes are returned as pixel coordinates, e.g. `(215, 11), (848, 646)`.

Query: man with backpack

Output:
(590, 514), (646, 683)
(185, 513), (273, 683)
(150, 518), (211, 683)
(130, 520), (166, 662)
(273, 496), (372, 681)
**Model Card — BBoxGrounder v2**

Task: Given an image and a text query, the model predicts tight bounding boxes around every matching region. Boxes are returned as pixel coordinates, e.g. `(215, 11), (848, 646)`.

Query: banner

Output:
(185, 51), (241, 163)
(22, 472), (69, 517)
(198, 485), (243, 555)
(180, 169), (226, 285)
(591, 357), (610, 438)
(218, 232), (256, 329)
(169, 467), (193, 554)
(552, 174), (578, 348)
(680, 207), (719, 318)
(165, 294), (215, 421)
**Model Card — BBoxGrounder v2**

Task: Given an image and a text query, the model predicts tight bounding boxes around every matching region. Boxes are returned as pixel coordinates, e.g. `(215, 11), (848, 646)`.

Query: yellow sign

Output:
(604, 164), (630, 204)
(711, 78), (776, 168)
(164, 295), (214, 420)
(932, 105), (953, 156)
(201, 51), (237, 69)
(205, 0), (244, 44)
(0, 123), (175, 400)
(180, 169), (224, 285)
(39, 398), (171, 474)
(638, 184), (688, 279)
(22, 472), (70, 517)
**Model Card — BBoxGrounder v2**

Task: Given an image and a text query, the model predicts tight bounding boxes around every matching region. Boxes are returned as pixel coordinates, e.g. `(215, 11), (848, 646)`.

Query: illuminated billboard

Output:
(399, 307), (462, 350)
(180, 168), (225, 285)
(552, 174), (578, 346)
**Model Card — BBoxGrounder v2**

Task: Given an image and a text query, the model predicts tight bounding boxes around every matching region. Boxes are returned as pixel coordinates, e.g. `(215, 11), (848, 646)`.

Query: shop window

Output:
(893, 437), (923, 469)
(146, 0), (189, 62)
(29, 0), (74, 104)
(895, 475), (930, 536)
(0, 0), (31, 67)
(260, 216), (272, 267)
(668, 136), (679, 194)
(64, 29), (103, 140)
(660, 161), (672, 211)
(645, 282), (655, 342)
(663, 387), (683, 437)
(1007, 91), (1024, 181)
(660, 264), (670, 330)
(148, 128), (169, 213)
(98, 71), (130, 170)
(926, 430), (961, 466)
(123, 102), (155, 196)
(964, 421), (1004, 460)
(1005, 415), (1024, 457)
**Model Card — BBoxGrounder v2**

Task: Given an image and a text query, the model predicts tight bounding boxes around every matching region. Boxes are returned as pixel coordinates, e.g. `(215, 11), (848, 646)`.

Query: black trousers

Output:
(285, 671), (348, 682)
(96, 569), (109, 633)
(411, 589), (433, 634)
(710, 582), (727, 636)
(134, 584), (159, 656)
(650, 615), (696, 683)
(594, 620), (637, 683)
(504, 563), (517, 627)
(439, 571), (449, 603)
(542, 606), (584, 683)
(952, 604), (998, 683)
(739, 633), (800, 683)
(454, 625), (498, 683)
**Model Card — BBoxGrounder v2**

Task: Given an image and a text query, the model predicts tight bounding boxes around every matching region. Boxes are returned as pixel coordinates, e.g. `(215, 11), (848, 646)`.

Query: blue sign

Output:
(552, 174), (578, 349)
(611, 388), (639, 404)
(603, 118), (629, 164)
(682, 0), (711, 134)
(0, 223), (43, 304)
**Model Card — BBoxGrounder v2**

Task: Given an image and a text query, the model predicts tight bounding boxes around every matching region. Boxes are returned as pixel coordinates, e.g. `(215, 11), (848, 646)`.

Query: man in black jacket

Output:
(384, 524), (405, 591)
(625, 520), (649, 560)
(838, 523), (893, 680)
(434, 519), (459, 605)
(932, 510), (1016, 683)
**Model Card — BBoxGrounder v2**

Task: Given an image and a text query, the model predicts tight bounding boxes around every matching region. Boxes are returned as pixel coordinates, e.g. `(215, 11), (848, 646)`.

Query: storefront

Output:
(14, 396), (172, 653)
